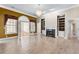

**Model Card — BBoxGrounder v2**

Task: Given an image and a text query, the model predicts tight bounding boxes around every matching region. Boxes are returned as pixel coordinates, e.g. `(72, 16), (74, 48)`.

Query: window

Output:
(30, 22), (35, 33)
(5, 18), (17, 34)
(21, 22), (29, 33)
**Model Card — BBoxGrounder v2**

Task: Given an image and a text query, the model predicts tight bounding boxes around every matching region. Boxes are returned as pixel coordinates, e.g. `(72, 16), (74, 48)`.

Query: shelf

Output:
(57, 15), (65, 31)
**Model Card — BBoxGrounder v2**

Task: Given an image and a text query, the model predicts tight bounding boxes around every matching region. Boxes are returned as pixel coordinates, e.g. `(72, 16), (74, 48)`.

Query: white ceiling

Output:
(1, 4), (76, 16)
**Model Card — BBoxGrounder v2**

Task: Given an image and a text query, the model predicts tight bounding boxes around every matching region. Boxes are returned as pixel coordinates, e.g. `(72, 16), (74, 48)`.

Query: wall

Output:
(42, 6), (79, 39)
(63, 6), (79, 39)
(37, 18), (41, 35)
(42, 11), (60, 37)
(0, 7), (36, 38)
(64, 6), (79, 19)
(0, 15), (5, 34)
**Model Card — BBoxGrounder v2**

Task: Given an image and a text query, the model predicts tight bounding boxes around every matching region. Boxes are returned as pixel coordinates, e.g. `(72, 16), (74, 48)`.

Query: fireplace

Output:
(46, 29), (55, 37)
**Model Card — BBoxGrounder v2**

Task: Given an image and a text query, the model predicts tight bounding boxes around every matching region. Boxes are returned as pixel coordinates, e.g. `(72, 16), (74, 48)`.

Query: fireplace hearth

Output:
(46, 29), (55, 38)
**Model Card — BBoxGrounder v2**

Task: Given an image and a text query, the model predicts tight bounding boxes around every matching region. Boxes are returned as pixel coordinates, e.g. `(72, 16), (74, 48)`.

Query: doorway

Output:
(68, 20), (76, 39)
(18, 16), (30, 48)
(20, 21), (29, 36)
(18, 16), (29, 37)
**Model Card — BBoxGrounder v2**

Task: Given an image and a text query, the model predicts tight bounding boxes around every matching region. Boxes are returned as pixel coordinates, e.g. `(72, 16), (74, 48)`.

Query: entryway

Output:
(68, 19), (79, 39)
(18, 16), (30, 48)
(18, 16), (30, 37)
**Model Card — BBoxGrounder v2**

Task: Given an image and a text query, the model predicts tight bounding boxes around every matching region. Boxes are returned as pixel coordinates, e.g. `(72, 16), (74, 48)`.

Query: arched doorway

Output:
(18, 16), (29, 37)
(18, 16), (30, 48)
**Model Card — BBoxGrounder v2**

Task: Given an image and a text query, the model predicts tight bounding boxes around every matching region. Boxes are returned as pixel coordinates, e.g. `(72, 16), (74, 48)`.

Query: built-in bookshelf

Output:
(41, 18), (45, 33)
(41, 19), (45, 30)
(57, 15), (65, 31)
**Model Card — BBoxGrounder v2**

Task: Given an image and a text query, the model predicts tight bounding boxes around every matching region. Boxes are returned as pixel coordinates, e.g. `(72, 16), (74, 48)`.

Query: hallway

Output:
(0, 34), (79, 54)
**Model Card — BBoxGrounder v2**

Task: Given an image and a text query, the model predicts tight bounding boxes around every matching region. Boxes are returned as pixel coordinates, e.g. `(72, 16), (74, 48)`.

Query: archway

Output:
(18, 16), (30, 36)
(18, 16), (30, 48)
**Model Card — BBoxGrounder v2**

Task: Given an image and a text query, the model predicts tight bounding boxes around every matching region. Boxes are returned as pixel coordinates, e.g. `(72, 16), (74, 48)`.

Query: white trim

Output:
(0, 5), (37, 18)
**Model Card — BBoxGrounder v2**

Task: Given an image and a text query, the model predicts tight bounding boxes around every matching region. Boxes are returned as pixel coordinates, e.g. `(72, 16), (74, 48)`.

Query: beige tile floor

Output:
(0, 34), (79, 54)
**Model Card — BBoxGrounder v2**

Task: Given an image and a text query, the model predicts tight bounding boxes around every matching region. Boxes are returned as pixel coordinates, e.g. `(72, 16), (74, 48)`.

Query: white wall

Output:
(37, 18), (41, 35)
(42, 11), (71, 38)
(75, 19), (79, 39)
(37, 6), (79, 39)
(42, 11), (60, 37)
(63, 6), (79, 39)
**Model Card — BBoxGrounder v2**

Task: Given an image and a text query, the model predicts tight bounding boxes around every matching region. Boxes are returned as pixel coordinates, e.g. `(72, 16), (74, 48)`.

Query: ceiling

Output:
(1, 4), (76, 16)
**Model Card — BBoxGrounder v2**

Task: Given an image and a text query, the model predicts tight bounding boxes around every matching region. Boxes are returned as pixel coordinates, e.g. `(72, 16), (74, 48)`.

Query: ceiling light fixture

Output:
(36, 4), (43, 17)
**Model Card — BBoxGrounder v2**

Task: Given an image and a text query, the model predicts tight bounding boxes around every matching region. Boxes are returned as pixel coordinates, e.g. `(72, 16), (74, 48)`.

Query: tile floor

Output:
(0, 34), (79, 54)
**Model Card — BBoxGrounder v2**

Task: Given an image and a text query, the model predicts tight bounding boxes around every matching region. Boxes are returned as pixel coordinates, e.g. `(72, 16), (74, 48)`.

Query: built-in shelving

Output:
(57, 15), (65, 31)
(41, 19), (45, 30)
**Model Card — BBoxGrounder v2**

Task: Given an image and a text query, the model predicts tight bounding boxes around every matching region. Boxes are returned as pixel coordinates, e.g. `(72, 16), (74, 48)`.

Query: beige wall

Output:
(0, 15), (5, 34)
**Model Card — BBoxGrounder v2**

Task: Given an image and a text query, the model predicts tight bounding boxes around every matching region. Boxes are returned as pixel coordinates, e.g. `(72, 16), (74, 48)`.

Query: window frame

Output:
(4, 14), (18, 34)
